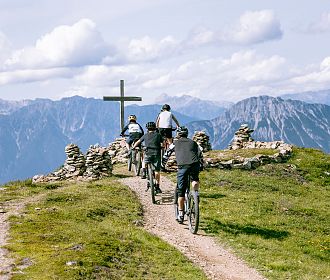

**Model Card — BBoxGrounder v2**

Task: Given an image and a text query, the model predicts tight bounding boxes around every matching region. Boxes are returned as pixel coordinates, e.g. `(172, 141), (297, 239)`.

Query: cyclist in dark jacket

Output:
(162, 126), (203, 223)
(133, 121), (163, 193)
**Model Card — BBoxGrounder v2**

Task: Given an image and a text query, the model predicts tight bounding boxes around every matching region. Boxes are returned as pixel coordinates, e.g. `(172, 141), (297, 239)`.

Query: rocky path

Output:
(120, 176), (267, 280)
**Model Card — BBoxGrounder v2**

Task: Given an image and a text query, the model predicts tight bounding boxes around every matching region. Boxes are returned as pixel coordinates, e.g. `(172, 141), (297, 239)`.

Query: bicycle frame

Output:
(145, 161), (157, 204)
(174, 174), (200, 234)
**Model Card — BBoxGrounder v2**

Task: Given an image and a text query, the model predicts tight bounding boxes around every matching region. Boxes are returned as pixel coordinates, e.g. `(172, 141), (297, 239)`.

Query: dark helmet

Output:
(146, 121), (156, 130)
(162, 104), (171, 111)
(128, 114), (137, 121)
(177, 126), (188, 137)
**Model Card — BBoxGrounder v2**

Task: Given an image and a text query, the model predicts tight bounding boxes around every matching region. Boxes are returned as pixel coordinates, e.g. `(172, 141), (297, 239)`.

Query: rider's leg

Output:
(177, 167), (188, 221)
(178, 197), (185, 210)
(141, 159), (146, 179)
(155, 171), (160, 185)
(192, 181), (200, 191)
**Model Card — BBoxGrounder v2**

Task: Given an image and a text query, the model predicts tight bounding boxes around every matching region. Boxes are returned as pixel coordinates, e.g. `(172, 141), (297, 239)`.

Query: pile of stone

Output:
(63, 144), (86, 175)
(228, 124), (254, 150)
(84, 145), (113, 179)
(193, 131), (212, 152)
(32, 143), (113, 183)
(163, 152), (178, 172)
(204, 141), (293, 170)
(107, 137), (129, 164)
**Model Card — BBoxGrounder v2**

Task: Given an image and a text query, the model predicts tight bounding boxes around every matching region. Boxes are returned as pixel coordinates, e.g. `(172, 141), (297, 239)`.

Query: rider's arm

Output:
(162, 143), (175, 166)
(172, 114), (180, 127)
(132, 139), (141, 149)
(132, 136), (144, 149)
(120, 124), (129, 136)
(156, 113), (161, 128)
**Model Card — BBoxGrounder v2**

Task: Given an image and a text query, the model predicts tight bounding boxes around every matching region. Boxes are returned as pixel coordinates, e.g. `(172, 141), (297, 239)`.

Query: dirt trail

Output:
(120, 176), (267, 280)
(0, 176), (266, 280)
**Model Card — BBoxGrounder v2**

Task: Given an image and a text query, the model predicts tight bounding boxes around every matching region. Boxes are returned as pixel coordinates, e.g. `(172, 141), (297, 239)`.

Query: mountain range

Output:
(155, 93), (232, 120)
(0, 93), (330, 184)
(0, 96), (196, 184)
(187, 96), (330, 152)
(280, 89), (330, 106)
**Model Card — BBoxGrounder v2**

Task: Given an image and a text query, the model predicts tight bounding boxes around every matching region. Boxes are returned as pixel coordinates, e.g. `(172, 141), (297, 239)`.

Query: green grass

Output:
(3, 178), (207, 280)
(204, 148), (279, 161)
(197, 147), (330, 280)
(2, 147), (329, 280)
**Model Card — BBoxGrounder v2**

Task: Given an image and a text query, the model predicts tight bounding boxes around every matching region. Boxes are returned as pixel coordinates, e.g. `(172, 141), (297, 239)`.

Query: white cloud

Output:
(223, 10), (283, 44)
(308, 12), (330, 33)
(116, 35), (179, 63)
(4, 19), (109, 69)
(0, 68), (75, 85)
(0, 31), (12, 64)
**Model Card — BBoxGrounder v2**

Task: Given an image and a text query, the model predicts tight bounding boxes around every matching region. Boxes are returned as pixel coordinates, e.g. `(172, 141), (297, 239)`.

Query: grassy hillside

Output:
(198, 147), (329, 279)
(1, 178), (207, 279)
(1, 147), (329, 279)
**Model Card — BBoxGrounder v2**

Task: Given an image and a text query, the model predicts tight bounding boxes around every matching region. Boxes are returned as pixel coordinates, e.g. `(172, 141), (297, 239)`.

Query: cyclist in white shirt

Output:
(156, 104), (180, 145)
(120, 115), (144, 152)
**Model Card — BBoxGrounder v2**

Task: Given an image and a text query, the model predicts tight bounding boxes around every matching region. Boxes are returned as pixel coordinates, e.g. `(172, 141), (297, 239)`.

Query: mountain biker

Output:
(120, 115), (144, 152)
(156, 104), (180, 145)
(132, 121), (163, 193)
(162, 126), (203, 223)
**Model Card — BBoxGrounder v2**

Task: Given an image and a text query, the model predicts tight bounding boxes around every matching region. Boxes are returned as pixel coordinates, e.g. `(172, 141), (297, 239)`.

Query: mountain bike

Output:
(174, 175), (200, 234)
(145, 160), (157, 204)
(123, 135), (142, 176)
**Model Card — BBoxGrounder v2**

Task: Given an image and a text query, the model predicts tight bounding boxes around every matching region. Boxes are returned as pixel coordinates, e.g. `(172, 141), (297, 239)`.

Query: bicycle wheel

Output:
(188, 191), (199, 234)
(174, 187), (179, 220)
(133, 149), (141, 176)
(127, 150), (133, 171)
(147, 164), (156, 204)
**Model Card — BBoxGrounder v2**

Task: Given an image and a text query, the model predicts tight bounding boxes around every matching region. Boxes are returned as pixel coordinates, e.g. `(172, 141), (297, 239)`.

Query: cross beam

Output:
(103, 80), (142, 131)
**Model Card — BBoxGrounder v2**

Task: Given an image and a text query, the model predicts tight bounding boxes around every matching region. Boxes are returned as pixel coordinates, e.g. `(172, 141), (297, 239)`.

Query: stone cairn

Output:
(106, 137), (129, 164)
(193, 131), (212, 152)
(33, 143), (113, 183)
(84, 145), (113, 179)
(228, 124), (254, 150)
(64, 144), (86, 175)
(203, 123), (293, 170)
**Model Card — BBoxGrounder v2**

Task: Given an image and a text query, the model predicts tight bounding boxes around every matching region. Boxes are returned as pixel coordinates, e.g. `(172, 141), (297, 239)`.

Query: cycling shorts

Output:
(126, 133), (142, 145)
(176, 162), (200, 197)
(158, 128), (173, 139)
(144, 154), (161, 171)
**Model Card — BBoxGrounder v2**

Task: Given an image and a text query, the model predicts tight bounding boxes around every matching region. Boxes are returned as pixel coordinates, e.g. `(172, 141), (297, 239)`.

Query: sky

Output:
(0, 0), (330, 104)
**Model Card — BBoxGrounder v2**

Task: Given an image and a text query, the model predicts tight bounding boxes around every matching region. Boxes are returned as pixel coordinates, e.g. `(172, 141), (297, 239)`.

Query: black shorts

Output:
(176, 162), (200, 197)
(144, 154), (161, 171)
(158, 128), (173, 139)
(126, 133), (142, 145)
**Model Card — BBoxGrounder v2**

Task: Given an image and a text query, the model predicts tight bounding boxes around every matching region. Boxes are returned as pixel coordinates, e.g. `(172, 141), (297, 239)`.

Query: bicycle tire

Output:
(127, 150), (133, 171)
(133, 149), (141, 176)
(188, 190), (199, 234)
(174, 188), (179, 220)
(147, 164), (156, 204)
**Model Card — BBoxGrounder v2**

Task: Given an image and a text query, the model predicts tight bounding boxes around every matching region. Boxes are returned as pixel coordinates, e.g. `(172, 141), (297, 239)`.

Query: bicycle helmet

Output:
(146, 121), (156, 130)
(128, 115), (137, 121)
(162, 104), (171, 111)
(177, 126), (188, 137)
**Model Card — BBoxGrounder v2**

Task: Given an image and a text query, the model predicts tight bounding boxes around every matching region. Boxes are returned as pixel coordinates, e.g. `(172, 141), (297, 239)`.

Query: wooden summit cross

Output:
(103, 80), (142, 131)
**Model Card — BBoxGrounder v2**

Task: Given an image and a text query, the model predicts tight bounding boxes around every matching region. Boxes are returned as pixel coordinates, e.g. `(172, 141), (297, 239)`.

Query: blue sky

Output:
(0, 0), (330, 104)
